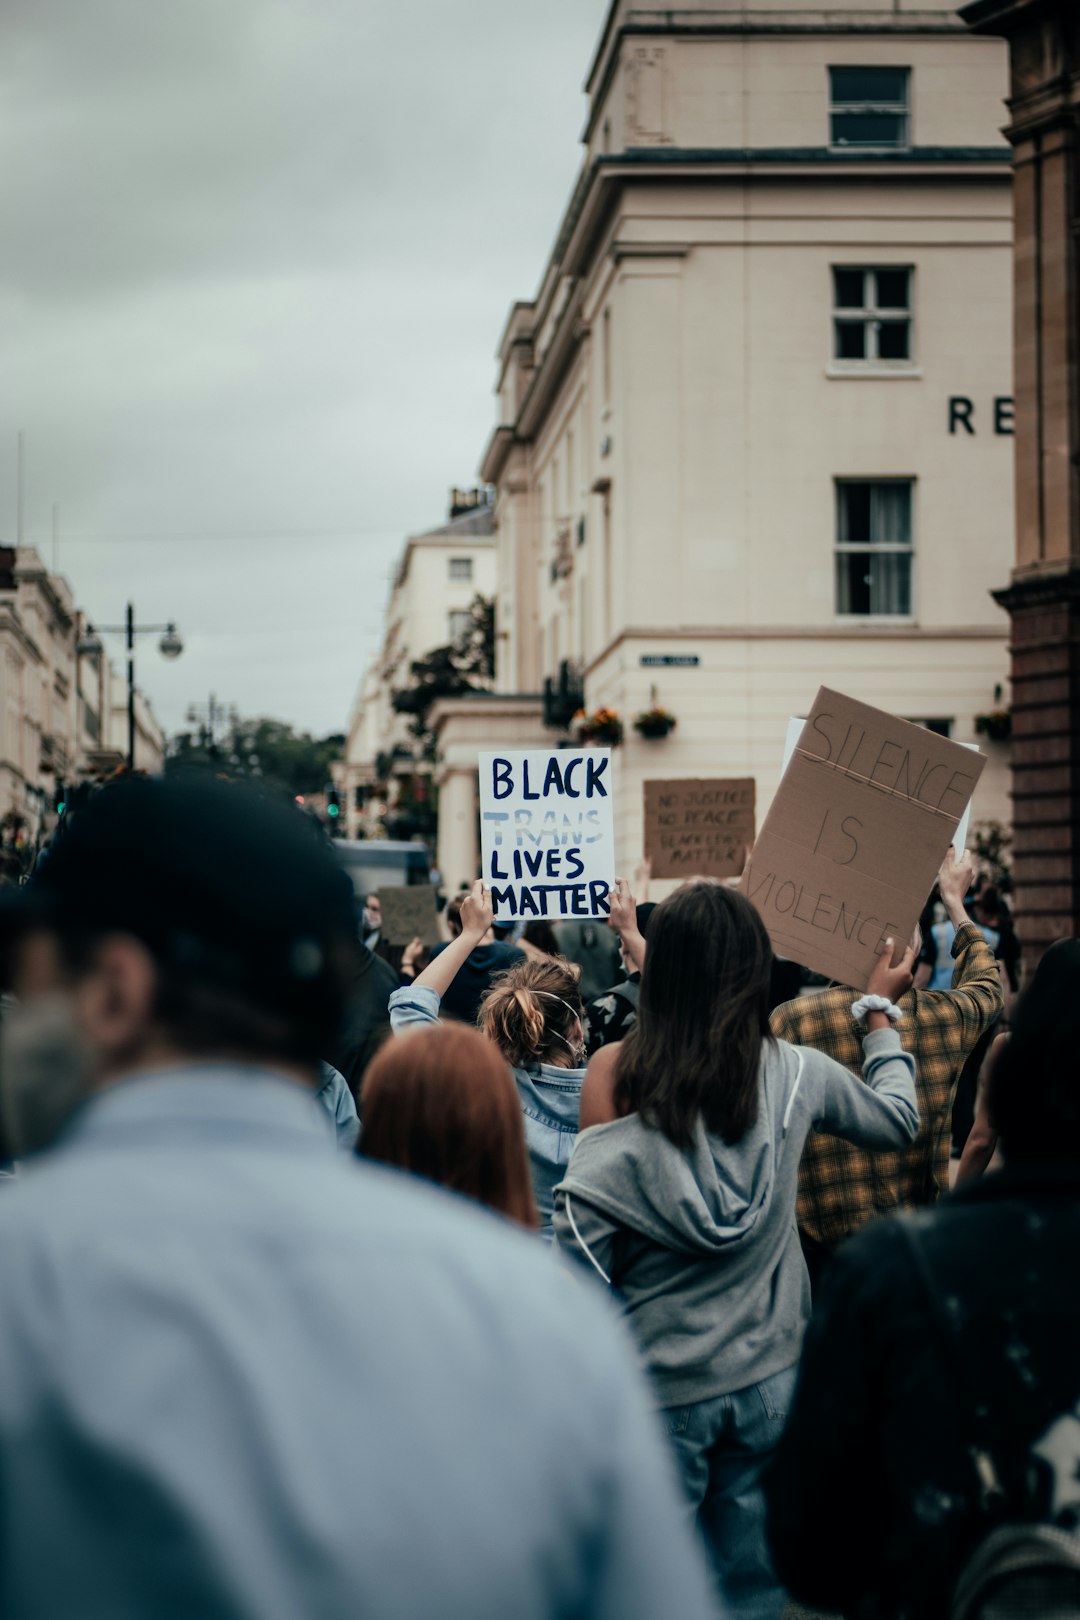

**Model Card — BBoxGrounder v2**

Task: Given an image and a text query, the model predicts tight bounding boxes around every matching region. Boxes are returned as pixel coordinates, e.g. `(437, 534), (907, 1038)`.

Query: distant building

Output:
(338, 492), (496, 843)
(434, 0), (1017, 892)
(0, 547), (165, 861)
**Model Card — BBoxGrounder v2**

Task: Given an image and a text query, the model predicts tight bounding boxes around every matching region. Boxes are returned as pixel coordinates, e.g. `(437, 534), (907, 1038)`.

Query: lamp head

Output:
(158, 625), (183, 660)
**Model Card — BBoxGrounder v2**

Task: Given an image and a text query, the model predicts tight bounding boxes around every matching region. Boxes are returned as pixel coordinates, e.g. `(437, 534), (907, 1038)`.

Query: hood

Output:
(558, 1100), (776, 1257)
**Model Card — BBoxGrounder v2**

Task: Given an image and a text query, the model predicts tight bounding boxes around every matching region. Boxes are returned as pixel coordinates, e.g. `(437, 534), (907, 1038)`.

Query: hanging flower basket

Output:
(975, 709), (1011, 744)
(570, 707), (624, 747)
(633, 706), (677, 740)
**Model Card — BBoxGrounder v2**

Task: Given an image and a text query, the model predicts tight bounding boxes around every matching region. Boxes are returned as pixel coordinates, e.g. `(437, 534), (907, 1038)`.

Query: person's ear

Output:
(73, 935), (159, 1070)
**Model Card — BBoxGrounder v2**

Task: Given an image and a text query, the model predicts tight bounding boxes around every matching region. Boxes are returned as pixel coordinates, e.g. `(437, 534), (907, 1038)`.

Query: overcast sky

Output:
(0, 0), (607, 739)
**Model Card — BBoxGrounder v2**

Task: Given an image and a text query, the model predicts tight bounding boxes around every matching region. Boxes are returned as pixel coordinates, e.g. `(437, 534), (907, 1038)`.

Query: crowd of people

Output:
(0, 772), (1077, 1618)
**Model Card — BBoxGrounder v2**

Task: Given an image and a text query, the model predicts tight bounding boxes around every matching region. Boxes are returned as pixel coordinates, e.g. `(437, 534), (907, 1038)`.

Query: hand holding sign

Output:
(867, 935), (917, 1007)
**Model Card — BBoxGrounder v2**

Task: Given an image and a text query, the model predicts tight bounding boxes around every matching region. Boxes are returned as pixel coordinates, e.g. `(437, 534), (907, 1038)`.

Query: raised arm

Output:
(931, 848), (1004, 1036)
(954, 1031), (1006, 1185)
(410, 880), (492, 1001)
(803, 937), (920, 1147)
(608, 878), (646, 973)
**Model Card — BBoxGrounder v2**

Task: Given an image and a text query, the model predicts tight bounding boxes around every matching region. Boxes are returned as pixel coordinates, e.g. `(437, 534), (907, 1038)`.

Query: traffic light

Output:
(326, 787), (340, 822)
(54, 783), (67, 817)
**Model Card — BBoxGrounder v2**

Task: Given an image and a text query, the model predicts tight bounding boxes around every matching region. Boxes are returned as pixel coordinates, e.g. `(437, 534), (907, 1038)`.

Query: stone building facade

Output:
(435, 0), (1017, 893)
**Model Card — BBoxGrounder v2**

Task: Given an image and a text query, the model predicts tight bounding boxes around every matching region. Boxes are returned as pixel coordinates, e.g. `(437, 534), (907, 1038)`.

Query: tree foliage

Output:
(168, 716), (344, 798)
(391, 594), (495, 761)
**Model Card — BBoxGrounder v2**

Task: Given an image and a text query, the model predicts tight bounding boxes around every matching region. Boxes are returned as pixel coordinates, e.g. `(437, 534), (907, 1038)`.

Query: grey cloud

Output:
(1, 0), (606, 734)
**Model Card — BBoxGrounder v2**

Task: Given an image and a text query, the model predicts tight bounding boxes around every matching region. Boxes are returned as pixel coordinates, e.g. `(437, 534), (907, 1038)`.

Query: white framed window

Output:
(448, 609), (472, 641)
(829, 67), (910, 149)
(833, 268), (912, 363)
(835, 480), (913, 617)
(448, 556), (473, 582)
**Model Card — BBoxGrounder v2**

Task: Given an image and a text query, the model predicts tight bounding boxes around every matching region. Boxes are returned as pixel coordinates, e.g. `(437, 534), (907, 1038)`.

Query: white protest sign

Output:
(783, 716), (978, 858)
(478, 749), (615, 920)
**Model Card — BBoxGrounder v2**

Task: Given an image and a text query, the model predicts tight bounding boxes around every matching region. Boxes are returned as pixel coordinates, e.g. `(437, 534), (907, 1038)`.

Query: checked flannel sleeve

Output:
(770, 921), (1003, 1249)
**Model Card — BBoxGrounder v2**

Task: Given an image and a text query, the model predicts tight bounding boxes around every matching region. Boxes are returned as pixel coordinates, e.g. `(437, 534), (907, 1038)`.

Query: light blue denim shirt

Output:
(315, 1060), (359, 1149)
(389, 985), (586, 1238)
(0, 1064), (715, 1620)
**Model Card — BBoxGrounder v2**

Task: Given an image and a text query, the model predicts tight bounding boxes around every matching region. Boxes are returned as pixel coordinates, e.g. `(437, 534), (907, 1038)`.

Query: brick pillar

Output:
(994, 572), (1080, 961)
(962, 0), (1080, 967)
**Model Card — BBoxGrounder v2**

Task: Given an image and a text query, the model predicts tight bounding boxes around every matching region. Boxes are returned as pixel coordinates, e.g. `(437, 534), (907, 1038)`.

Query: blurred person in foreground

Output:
(0, 776), (716, 1620)
(769, 847), (1002, 1286)
(766, 935), (1080, 1620)
(357, 1020), (538, 1229)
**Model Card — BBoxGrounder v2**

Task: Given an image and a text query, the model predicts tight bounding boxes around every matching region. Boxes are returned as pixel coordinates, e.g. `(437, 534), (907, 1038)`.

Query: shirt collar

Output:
(57, 1064), (333, 1155)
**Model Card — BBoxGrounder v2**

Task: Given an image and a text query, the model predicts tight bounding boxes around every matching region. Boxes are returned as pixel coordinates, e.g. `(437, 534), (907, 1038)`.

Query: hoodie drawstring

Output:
(782, 1050), (804, 1134)
(563, 1193), (612, 1286)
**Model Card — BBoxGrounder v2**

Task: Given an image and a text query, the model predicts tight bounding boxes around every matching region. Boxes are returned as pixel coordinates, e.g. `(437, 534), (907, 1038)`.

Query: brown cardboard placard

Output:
(739, 687), (985, 989)
(644, 778), (756, 880)
(377, 885), (441, 947)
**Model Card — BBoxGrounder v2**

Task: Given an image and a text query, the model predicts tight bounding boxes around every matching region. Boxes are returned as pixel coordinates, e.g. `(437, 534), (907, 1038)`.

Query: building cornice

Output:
(585, 11), (990, 143)
(0, 603), (44, 664)
(583, 623), (1009, 677)
(482, 143), (1011, 471)
(480, 425), (516, 485)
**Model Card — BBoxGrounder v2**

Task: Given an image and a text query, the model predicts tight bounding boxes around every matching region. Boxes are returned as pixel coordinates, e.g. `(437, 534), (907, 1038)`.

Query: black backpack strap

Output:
(894, 1216), (1007, 1515)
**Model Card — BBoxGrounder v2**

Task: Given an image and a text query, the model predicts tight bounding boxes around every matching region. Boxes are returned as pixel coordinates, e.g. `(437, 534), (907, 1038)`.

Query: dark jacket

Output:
(766, 1162), (1080, 1619)
(427, 940), (524, 1025)
(329, 946), (399, 1105)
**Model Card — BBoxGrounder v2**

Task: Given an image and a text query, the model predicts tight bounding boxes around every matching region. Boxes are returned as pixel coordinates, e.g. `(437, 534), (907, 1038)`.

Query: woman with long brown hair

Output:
(389, 882), (587, 1236)
(357, 1021), (537, 1228)
(554, 878), (920, 1620)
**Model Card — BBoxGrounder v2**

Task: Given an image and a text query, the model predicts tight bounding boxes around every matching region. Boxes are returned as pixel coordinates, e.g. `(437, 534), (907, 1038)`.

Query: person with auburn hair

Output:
(554, 878), (920, 1620)
(357, 1021), (537, 1229)
(390, 882), (587, 1237)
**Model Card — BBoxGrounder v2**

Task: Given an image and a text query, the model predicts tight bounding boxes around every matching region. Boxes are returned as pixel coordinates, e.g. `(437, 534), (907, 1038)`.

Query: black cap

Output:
(1, 775), (357, 1022)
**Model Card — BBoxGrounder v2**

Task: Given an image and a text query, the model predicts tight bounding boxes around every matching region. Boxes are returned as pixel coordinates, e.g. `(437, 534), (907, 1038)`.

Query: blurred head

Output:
(990, 938), (1080, 1162)
(479, 957), (584, 1069)
(357, 1022), (537, 1228)
(617, 881), (774, 1148)
(0, 776), (358, 1155)
(446, 896), (464, 938)
(522, 921), (559, 957)
(363, 893), (382, 932)
(973, 885), (1003, 927)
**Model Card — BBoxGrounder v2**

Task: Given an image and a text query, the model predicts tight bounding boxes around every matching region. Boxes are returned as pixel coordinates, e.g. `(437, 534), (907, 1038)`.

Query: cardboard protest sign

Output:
(478, 749), (615, 920)
(377, 885), (441, 947)
(644, 778), (756, 880)
(782, 716), (979, 860)
(742, 687), (986, 988)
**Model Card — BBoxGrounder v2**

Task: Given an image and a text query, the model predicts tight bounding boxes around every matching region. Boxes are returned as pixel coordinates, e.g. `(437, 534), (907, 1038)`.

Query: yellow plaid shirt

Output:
(770, 921), (1003, 1249)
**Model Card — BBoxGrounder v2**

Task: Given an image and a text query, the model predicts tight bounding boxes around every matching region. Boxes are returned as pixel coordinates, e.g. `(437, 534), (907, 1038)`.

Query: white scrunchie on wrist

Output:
(850, 994), (903, 1028)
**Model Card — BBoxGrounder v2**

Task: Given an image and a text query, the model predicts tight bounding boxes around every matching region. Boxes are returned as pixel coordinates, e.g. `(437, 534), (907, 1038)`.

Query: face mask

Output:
(0, 993), (96, 1158)
(535, 992), (586, 1067)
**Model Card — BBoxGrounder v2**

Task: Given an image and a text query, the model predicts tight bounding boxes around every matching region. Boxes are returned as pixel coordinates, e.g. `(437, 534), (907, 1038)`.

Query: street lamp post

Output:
(77, 602), (183, 770)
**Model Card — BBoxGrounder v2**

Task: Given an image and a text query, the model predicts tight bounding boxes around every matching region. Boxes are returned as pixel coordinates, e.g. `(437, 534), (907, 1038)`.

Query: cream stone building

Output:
(338, 492), (496, 841)
(0, 547), (165, 857)
(435, 0), (1016, 895)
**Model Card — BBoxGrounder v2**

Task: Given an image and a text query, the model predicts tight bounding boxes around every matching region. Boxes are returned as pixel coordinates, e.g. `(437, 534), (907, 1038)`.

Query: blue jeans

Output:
(663, 1365), (797, 1620)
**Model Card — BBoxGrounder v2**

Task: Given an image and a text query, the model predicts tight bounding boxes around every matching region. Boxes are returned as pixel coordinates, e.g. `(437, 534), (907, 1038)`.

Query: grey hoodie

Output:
(552, 1029), (917, 1407)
